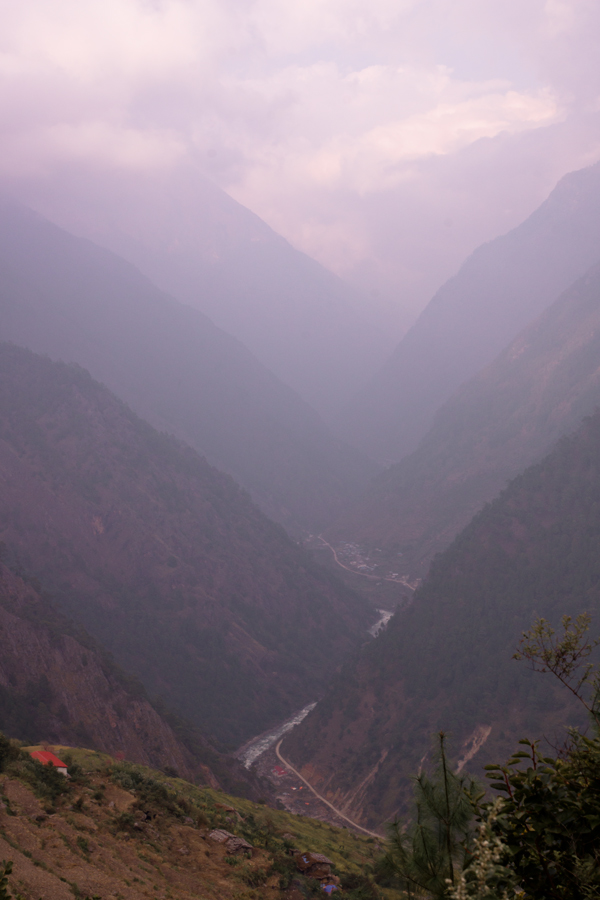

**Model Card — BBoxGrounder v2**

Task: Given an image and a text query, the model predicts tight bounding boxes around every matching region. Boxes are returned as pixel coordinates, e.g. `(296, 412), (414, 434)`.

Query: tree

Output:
(478, 615), (600, 899)
(382, 733), (479, 898)
(513, 613), (600, 722)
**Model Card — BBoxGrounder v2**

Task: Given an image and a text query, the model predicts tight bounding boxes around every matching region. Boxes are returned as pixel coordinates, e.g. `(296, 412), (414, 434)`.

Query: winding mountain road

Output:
(275, 740), (382, 838)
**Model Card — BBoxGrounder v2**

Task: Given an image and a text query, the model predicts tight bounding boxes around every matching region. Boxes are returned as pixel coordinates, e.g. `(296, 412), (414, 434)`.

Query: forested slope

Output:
(285, 410), (600, 827)
(0, 344), (370, 748)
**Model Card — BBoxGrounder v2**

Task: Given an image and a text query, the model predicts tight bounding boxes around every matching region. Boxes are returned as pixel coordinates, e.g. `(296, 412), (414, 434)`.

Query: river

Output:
(236, 613), (392, 768)
(368, 608), (393, 637)
(235, 702), (317, 769)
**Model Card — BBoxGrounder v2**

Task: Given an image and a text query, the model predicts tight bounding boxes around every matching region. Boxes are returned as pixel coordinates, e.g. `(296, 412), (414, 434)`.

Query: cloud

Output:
(0, 0), (599, 325)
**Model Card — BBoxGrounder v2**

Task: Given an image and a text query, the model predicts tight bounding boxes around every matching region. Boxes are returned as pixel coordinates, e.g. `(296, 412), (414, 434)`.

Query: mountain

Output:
(9, 165), (393, 420)
(337, 161), (600, 463)
(0, 199), (376, 533)
(0, 343), (371, 748)
(329, 261), (600, 574)
(283, 410), (600, 827)
(0, 559), (267, 798)
(0, 561), (208, 781)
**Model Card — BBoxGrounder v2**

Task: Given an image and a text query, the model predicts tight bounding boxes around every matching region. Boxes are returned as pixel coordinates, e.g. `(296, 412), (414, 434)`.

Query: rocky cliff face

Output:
(0, 343), (370, 748)
(0, 563), (201, 778)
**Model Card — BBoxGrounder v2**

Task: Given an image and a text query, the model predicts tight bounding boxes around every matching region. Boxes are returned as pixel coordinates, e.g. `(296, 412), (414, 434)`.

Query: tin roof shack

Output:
(295, 851), (333, 881)
(29, 750), (68, 775)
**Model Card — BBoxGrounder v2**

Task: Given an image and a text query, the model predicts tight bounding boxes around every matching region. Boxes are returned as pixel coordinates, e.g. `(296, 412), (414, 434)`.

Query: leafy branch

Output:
(513, 613), (600, 719)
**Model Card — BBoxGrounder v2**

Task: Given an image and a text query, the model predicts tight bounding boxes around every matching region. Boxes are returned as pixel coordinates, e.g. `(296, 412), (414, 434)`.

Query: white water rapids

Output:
(368, 609), (393, 636)
(236, 702), (317, 769)
(236, 612), (392, 769)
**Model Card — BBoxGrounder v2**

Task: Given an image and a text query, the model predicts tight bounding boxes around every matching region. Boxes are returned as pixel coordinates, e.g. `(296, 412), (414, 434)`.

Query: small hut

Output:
(29, 750), (68, 776)
(294, 851), (333, 880)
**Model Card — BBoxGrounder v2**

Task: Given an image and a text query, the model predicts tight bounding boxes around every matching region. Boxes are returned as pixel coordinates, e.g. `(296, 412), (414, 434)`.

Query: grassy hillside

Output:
(331, 260), (600, 575)
(0, 343), (371, 748)
(0, 741), (395, 900)
(285, 409), (600, 827)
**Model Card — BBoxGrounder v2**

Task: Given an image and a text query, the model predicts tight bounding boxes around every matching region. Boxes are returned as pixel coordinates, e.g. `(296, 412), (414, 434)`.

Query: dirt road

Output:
(275, 740), (382, 838)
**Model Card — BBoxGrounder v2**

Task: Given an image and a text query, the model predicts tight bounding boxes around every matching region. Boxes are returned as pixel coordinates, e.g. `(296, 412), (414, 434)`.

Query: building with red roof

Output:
(29, 750), (68, 775)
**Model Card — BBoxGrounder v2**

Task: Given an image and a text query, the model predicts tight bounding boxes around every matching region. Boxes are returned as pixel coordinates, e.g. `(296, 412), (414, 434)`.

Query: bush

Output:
(20, 756), (69, 804)
(0, 735), (20, 773)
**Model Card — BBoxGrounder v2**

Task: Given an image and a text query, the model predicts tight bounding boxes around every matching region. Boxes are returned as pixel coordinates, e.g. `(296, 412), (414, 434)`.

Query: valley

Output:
(2, 151), (600, 899)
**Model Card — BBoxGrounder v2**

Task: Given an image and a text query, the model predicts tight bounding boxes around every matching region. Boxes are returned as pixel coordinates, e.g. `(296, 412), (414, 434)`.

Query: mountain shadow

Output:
(329, 259), (600, 574)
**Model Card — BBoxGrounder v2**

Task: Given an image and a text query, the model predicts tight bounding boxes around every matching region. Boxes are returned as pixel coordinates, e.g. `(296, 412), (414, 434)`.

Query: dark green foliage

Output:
(339, 870), (379, 899)
(19, 756), (70, 804)
(381, 734), (478, 899)
(270, 851), (297, 889)
(76, 836), (90, 855)
(111, 763), (193, 821)
(0, 736), (20, 773)
(484, 737), (600, 900)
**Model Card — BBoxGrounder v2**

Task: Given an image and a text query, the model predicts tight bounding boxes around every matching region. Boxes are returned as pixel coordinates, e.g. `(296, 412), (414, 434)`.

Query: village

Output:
(302, 535), (421, 593)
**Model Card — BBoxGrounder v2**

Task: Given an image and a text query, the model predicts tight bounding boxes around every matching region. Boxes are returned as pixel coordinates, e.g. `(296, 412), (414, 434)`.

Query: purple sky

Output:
(1, 0), (599, 332)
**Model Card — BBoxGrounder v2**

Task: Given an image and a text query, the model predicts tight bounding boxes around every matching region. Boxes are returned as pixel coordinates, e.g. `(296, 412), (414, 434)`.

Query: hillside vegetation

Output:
(331, 260), (600, 573)
(285, 408), (600, 827)
(0, 344), (370, 748)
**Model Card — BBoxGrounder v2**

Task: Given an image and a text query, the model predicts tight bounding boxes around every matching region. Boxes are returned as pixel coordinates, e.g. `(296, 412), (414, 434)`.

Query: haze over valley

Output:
(2, 4), (600, 898)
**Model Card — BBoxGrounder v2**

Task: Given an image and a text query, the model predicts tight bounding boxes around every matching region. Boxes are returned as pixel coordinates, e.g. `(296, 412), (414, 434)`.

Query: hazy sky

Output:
(2, 0), (600, 324)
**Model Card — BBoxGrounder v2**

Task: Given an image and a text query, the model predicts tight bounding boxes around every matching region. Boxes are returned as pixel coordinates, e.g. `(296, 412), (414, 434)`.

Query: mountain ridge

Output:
(328, 259), (600, 572)
(9, 165), (394, 420)
(0, 343), (371, 748)
(337, 160), (600, 463)
(0, 199), (376, 533)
